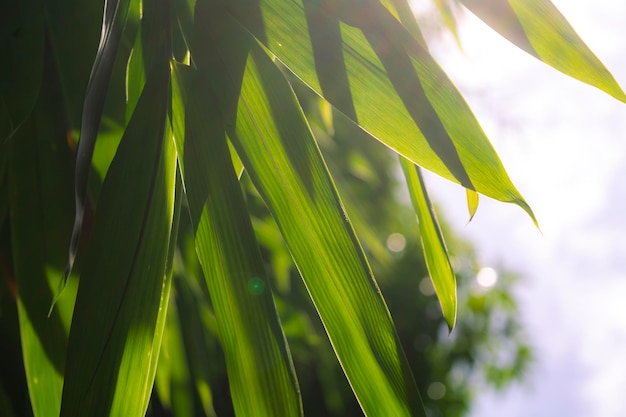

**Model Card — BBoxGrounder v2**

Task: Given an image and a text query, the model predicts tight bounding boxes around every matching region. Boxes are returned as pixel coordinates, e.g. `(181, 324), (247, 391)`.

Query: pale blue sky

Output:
(416, 1), (626, 416)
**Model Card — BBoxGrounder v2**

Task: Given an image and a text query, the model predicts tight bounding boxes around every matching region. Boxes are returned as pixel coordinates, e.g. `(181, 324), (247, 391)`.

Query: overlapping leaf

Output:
(298, 3), (459, 329)
(171, 62), (302, 416)
(63, 0), (134, 284)
(7, 41), (78, 417)
(460, 0), (626, 102)
(60, 56), (177, 416)
(1, 0), (44, 141)
(218, 0), (535, 223)
(401, 161), (456, 330)
(189, 1), (425, 414)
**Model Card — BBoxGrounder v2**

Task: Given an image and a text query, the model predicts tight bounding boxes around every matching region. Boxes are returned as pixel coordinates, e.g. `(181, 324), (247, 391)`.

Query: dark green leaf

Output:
(0, 0), (44, 141)
(60, 57), (176, 416)
(63, 0), (135, 285)
(7, 38), (77, 417)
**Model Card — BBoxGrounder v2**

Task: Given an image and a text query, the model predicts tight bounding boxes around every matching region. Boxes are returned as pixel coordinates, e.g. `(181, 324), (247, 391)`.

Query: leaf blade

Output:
(171, 62), (303, 417)
(63, 0), (134, 285)
(60, 57), (176, 417)
(400, 160), (456, 330)
(461, 0), (626, 102)
(219, 0), (535, 223)
(189, 4), (425, 413)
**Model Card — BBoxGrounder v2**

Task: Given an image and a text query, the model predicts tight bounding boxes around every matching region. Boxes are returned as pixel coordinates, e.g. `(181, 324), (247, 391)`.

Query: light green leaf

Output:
(467, 189), (479, 222)
(433, 0), (462, 48)
(220, 0), (535, 223)
(189, 3), (425, 414)
(174, 267), (219, 417)
(171, 61), (302, 417)
(60, 57), (177, 416)
(155, 289), (195, 417)
(461, 0), (626, 102)
(401, 161), (456, 330)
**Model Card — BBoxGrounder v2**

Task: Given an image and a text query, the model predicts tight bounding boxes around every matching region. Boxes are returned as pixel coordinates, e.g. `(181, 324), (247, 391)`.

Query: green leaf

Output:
(174, 265), (219, 417)
(433, 0), (462, 49)
(42, 0), (107, 129)
(189, 3), (425, 414)
(60, 57), (177, 416)
(155, 290), (195, 417)
(460, 0), (626, 102)
(63, 0), (135, 285)
(467, 189), (479, 222)
(219, 0), (535, 223)
(7, 39), (78, 417)
(400, 161), (456, 330)
(0, 0), (44, 141)
(171, 61), (303, 417)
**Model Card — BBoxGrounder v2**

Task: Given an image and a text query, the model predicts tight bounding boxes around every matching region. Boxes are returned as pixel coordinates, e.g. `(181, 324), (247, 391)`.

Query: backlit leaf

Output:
(60, 55), (176, 417)
(189, 3), (426, 414)
(171, 61), (302, 416)
(461, 0), (626, 102)
(401, 161), (456, 330)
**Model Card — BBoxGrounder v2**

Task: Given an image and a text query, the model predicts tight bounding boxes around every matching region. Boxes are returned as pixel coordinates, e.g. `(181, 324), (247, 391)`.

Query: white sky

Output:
(415, 1), (626, 416)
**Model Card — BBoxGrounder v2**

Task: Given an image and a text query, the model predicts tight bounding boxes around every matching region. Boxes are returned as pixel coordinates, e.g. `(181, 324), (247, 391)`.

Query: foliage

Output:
(0, 0), (623, 416)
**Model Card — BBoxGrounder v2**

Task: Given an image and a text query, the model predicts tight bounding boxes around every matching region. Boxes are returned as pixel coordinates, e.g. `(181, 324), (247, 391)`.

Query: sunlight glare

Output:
(476, 267), (498, 288)
(386, 232), (407, 252)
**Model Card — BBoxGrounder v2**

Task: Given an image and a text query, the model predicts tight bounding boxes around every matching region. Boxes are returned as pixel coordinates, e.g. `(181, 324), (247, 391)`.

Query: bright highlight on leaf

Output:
(461, 0), (626, 102)
(401, 161), (457, 331)
(2, 0), (624, 416)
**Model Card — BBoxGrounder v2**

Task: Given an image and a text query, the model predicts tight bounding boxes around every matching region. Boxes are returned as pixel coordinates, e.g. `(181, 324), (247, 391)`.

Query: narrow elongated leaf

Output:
(171, 62), (302, 417)
(191, 3), (425, 414)
(1, 0), (44, 140)
(467, 189), (479, 221)
(219, 0), (535, 222)
(174, 263), (220, 417)
(60, 58), (177, 416)
(42, 0), (106, 128)
(63, 0), (134, 284)
(155, 282), (194, 417)
(461, 0), (626, 102)
(242, 49), (424, 417)
(301, 4), (455, 328)
(381, 0), (427, 47)
(7, 39), (78, 417)
(401, 161), (456, 330)
(433, 0), (462, 48)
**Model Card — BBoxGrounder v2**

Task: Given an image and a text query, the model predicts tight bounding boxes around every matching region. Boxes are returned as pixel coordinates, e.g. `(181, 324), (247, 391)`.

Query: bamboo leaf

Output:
(174, 264), (220, 417)
(171, 61), (302, 417)
(299, 3), (456, 330)
(218, 0), (535, 224)
(7, 38), (78, 417)
(467, 189), (479, 222)
(1, 0), (44, 141)
(60, 56), (177, 416)
(400, 161), (456, 330)
(155, 286), (195, 417)
(460, 0), (626, 102)
(42, 0), (109, 128)
(62, 0), (134, 286)
(433, 0), (462, 48)
(190, 3), (425, 414)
